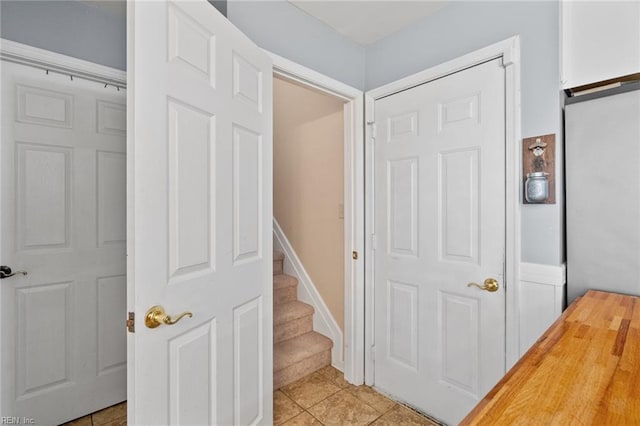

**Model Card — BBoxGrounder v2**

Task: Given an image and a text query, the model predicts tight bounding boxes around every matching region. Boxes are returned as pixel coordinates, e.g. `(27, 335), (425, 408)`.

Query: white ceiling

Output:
(289, 1), (448, 45)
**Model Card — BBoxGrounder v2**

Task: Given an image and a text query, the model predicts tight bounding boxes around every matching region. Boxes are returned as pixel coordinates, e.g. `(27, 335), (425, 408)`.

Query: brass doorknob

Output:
(467, 278), (499, 292)
(145, 305), (193, 328)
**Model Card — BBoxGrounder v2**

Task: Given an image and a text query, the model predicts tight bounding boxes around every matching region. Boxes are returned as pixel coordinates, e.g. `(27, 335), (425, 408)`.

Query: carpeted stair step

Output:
(274, 301), (314, 343)
(273, 331), (333, 389)
(273, 251), (284, 276)
(273, 274), (298, 306)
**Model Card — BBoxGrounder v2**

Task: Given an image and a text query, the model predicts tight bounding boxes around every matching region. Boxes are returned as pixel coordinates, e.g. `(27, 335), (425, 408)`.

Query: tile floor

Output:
(276, 366), (440, 426)
(62, 402), (126, 426)
(64, 366), (438, 426)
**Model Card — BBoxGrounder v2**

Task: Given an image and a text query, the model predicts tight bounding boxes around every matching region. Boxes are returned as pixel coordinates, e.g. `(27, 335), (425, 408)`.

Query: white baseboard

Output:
(273, 219), (344, 371)
(518, 262), (567, 356)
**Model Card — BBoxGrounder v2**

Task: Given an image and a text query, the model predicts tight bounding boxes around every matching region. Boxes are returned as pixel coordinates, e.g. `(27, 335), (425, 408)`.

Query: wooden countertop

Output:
(461, 290), (640, 425)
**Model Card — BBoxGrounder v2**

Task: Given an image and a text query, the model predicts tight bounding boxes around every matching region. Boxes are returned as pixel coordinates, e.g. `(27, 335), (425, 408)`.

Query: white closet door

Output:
(373, 59), (506, 425)
(0, 61), (127, 424)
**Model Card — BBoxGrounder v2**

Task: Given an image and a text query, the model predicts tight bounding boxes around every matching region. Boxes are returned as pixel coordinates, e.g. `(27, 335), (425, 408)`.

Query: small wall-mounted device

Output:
(525, 172), (550, 203)
(522, 134), (556, 204)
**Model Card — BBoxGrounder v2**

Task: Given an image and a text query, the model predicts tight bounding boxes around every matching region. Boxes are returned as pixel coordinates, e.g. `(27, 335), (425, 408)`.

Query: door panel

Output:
(387, 280), (419, 369)
(128, 1), (272, 424)
(1, 62), (127, 424)
(439, 148), (479, 263)
(168, 320), (216, 425)
(439, 291), (479, 395)
(233, 297), (264, 425)
(374, 59), (505, 425)
(387, 157), (419, 258)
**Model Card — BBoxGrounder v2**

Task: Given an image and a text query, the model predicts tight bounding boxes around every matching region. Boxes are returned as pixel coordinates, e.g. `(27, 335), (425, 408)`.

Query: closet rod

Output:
(1, 54), (127, 89)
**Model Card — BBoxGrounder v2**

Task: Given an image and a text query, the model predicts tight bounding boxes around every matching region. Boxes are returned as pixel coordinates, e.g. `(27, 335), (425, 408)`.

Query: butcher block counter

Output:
(461, 290), (640, 425)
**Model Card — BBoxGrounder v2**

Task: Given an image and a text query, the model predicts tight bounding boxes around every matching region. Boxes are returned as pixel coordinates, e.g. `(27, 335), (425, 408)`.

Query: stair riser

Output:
(273, 259), (283, 276)
(274, 315), (313, 344)
(274, 349), (331, 389)
(274, 286), (297, 306)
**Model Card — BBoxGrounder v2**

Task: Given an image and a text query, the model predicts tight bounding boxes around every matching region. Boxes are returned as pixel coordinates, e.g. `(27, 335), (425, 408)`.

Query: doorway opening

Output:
(271, 74), (347, 389)
(269, 52), (366, 388)
(363, 37), (522, 425)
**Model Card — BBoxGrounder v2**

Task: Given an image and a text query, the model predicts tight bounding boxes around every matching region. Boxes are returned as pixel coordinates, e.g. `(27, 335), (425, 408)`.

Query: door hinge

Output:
(352, 250), (359, 260)
(370, 345), (376, 362)
(126, 312), (135, 333)
(367, 121), (377, 139)
(371, 234), (377, 251)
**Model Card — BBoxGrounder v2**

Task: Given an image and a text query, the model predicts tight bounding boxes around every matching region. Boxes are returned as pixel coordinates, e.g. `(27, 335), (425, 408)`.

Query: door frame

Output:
(267, 51), (366, 384)
(364, 36), (523, 385)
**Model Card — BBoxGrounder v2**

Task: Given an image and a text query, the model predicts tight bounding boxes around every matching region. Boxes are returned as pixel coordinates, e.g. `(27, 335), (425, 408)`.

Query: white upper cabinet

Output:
(561, 1), (640, 89)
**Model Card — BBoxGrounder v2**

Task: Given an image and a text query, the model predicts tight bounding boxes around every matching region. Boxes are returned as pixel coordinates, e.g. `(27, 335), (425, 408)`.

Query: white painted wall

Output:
(561, 1), (640, 89)
(273, 77), (346, 333)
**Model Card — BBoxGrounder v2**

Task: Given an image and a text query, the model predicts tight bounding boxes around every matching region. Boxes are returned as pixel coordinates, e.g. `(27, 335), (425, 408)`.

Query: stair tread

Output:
(274, 251), (285, 261)
(274, 331), (333, 372)
(274, 274), (298, 290)
(274, 301), (314, 325)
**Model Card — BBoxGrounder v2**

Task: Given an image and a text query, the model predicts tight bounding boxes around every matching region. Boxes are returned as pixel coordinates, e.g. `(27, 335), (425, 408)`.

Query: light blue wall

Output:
(1, 0), (562, 264)
(227, 1), (365, 90)
(365, 1), (564, 265)
(0, 1), (127, 70)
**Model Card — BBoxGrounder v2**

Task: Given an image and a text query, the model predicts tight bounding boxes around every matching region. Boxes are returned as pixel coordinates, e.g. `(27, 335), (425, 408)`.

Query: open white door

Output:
(127, 1), (272, 424)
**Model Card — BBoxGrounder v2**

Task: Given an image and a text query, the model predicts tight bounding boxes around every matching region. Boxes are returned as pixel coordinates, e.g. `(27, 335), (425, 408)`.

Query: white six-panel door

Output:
(0, 61), (127, 424)
(373, 59), (506, 425)
(128, 1), (273, 424)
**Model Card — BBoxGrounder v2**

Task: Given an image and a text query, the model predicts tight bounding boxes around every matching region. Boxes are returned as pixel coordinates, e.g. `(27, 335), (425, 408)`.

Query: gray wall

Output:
(0, 1), (127, 70)
(228, 1), (365, 90)
(209, 0), (227, 17)
(365, 1), (564, 265)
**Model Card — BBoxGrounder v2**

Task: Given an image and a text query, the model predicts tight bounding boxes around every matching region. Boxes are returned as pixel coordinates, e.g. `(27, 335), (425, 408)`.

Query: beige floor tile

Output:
(346, 385), (396, 414)
(63, 415), (92, 426)
(100, 418), (126, 426)
(317, 365), (350, 388)
(281, 372), (341, 409)
(281, 411), (323, 425)
(92, 402), (127, 426)
(371, 405), (438, 426)
(275, 390), (304, 424)
(307, 390), (381, 426)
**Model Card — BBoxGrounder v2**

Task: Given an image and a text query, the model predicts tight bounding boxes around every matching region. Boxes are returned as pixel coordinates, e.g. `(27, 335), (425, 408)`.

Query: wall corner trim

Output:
(273, 218), (345, 371)
(520, 262), (566, 287)
(518, 262), (567, 356)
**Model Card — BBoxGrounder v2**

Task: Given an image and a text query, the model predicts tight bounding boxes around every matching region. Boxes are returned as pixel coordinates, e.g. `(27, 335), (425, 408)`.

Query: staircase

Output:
(273, 251), (333, 389)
